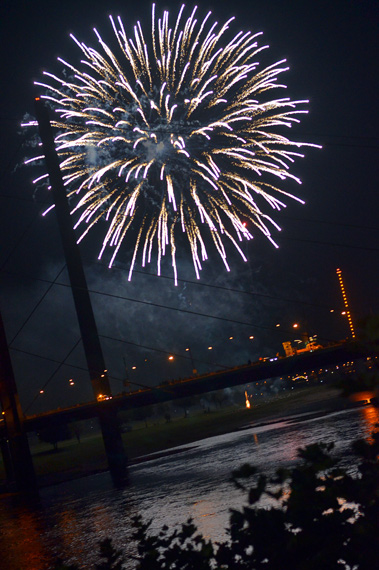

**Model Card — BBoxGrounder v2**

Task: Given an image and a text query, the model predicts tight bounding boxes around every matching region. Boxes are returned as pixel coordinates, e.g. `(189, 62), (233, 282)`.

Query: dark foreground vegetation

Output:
(54, 425), (379, 570)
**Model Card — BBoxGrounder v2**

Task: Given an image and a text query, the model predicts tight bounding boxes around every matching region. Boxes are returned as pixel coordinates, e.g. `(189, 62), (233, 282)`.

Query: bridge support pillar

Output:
(34, 98), (127, 483)
(0, 312), (38, 495)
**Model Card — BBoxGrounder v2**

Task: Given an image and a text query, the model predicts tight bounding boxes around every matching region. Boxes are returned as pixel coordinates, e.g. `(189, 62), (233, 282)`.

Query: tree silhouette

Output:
(38, 422), (72, 451)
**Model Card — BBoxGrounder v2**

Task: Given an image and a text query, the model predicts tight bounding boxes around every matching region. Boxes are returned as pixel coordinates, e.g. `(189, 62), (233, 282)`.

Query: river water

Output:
(1, 403), (378, 570)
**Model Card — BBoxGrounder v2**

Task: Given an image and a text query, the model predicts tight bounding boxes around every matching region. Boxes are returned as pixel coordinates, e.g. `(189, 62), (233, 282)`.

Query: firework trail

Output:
(24, 4), (318, 284)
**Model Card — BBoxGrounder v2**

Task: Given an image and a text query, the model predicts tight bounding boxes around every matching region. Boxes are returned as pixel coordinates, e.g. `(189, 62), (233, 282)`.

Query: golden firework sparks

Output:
(24, 4), (319, 283)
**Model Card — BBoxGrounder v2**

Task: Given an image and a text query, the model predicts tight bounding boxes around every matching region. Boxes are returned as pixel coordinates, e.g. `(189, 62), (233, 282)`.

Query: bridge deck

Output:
(19, 340), (377, 432)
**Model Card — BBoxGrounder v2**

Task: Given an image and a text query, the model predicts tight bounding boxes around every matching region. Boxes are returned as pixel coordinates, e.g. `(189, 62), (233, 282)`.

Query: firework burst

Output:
(25, 4), (318, 284)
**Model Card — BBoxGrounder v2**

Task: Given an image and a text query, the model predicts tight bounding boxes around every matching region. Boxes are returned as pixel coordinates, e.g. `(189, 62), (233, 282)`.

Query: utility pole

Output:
(0, 311), (38, 495)
(34, 98), (127, 482)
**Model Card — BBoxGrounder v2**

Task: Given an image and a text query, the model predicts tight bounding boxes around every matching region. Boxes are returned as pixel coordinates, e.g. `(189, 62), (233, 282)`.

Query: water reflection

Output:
(0, 499), (53, 570)
(347, 392), (379, 439)
(41, 479), (140, 568)
(192, 499), (217, 539)
(360, 404), (379, 438)
(0, 405), (376, 570)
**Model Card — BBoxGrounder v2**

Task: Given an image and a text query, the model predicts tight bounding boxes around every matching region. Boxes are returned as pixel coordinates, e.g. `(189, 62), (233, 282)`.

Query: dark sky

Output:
(1, 0), (378, 414)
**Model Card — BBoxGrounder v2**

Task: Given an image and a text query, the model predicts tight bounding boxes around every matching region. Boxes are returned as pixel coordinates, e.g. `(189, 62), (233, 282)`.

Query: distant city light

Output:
(132, 366), (137, 370)
(208, 346), (213, 350)
(249, 335), (254, 339)
(168, 355), (174, 360)
(97, 394), (112, 401)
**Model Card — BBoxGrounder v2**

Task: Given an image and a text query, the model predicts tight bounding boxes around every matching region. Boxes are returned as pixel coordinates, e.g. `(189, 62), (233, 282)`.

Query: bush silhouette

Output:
(54, 427), (379, 569)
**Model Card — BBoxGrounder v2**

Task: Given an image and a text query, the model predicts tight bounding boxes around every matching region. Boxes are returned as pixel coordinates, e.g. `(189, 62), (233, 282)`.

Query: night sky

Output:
(1, 0), (378, 414)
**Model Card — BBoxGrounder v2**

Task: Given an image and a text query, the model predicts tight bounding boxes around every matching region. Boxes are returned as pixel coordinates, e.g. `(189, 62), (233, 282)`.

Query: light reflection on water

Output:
(0, 405), (377, 569)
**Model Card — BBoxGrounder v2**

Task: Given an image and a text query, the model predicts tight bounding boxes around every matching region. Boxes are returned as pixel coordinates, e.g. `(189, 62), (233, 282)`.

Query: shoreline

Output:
(130, 387), (368, 465)
(0, 385), (372, 492)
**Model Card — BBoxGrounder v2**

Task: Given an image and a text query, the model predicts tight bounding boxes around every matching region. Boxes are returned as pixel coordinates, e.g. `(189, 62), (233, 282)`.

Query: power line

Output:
(278, 214), (379, 232)
(10, 345), (88, 372)
(90, 291), (333, 340)
(15, 334), (226, 413)
(99, 334), (229, 369)
(0, 193), (50, 206)
(2, 189), (379, 234)
(280, 235), (379, 252)
(2, 186), (378, 248)
(97, 262), (332, 310)
(2, 115), (379, 144)
(1, 269), (334, 334)
(0, 263), (337, 406)
(0, 139), (24, 184)
(12, 343), (168, 412)
(0, 213), (40, 271)
(0, 263), (340, 313)
(8, 265), (66, 345)
(23, 337), (82, 414)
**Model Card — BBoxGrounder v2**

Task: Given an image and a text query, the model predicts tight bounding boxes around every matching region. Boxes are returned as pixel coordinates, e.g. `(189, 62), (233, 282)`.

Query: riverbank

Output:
(0, 384), (370, 490)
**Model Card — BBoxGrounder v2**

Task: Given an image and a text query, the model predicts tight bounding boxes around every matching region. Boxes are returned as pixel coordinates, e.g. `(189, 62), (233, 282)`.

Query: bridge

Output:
(21, 339), (377, 432)
(4, 101), (375, 493)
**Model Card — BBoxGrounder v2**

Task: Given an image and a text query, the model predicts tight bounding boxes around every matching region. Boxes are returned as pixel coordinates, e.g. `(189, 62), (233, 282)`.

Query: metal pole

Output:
(34, 98), (127, 482)
(0, 311), (38, 495)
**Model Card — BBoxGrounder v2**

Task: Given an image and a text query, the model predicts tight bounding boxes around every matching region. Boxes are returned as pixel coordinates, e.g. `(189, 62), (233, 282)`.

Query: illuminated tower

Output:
(336, 268), (355, 339)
